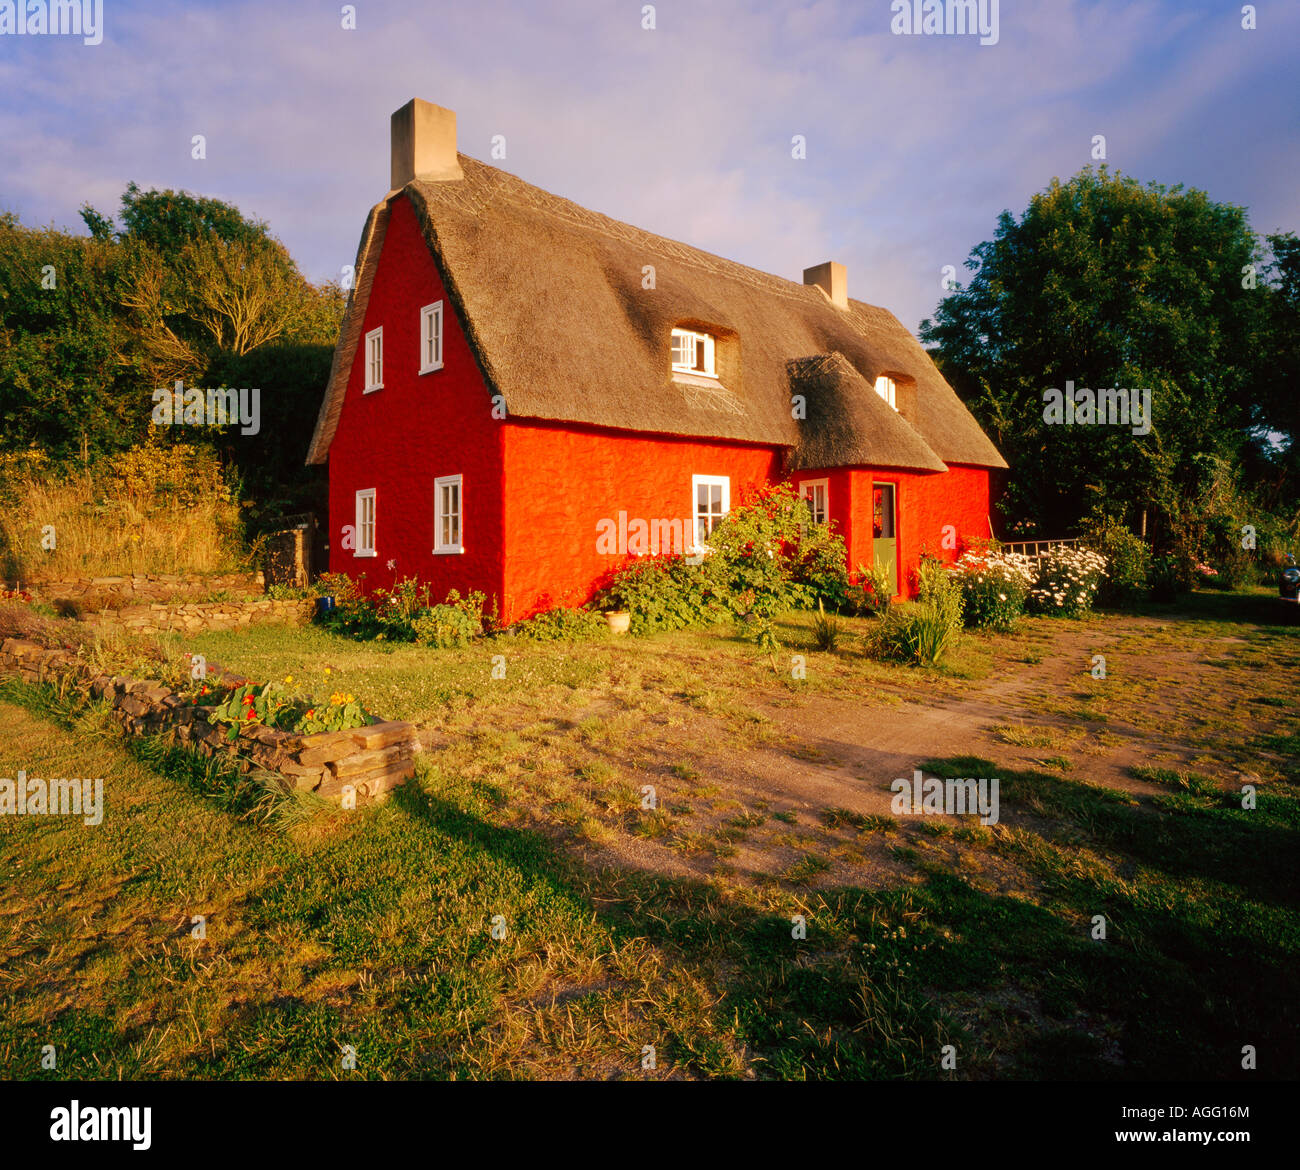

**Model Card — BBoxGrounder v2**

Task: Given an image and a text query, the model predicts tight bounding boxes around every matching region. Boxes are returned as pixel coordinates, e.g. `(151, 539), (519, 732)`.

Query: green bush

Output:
(510, 606), (610, 642)
(411, 604), (478, 648)
(1082, 519), (1150, 606)
(603, 483), (851, 647)
(600, 555), (726, 634)
(914, 554), (965, 630)
(873, 600), (961, 666)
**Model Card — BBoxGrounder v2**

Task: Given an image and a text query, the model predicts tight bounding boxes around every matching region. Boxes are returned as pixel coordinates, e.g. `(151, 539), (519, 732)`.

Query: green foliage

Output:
(509, 607), (610, 642)
(604, 484), (850, 649)
(873, 601), (961, 666)
(1081, 511), (1151, 606)
(315, 577), (486, 646)
(919, 166), (1273, 544)
(914, 553), (965, 630)
(600, 555), (726, 635)
(411, 604), (479, 649)
(1, 187), (342, 522)
(205, 680), (372, 740)
(811, 601), (842, 651)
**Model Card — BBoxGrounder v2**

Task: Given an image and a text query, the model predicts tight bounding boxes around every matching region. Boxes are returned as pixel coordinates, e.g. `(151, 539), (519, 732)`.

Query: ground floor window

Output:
(355, 489), (376, 557)
(434, 475), (462, 554)
(800, 478), (829, 525)
(691, 475), (730, 548)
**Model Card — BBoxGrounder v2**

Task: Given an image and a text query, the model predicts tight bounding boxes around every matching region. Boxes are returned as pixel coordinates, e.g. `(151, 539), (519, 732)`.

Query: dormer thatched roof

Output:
(307, 155), (1006, 473)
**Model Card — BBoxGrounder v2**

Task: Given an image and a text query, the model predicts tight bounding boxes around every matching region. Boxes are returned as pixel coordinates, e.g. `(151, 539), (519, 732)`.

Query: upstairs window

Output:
(365, 327), (384, 392)
(800, 479), (829, 525)
(420, 302), (444, 374)
(671, 328), (717, 378)
(874, 375), (897, 411)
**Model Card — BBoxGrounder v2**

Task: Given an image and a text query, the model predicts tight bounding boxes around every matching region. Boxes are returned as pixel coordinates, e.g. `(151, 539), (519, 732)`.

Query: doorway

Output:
(872, 482), (898, 596)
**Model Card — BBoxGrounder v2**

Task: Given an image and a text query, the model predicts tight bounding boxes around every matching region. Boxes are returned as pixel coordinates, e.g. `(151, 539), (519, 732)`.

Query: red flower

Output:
(245, 710), (257, 721)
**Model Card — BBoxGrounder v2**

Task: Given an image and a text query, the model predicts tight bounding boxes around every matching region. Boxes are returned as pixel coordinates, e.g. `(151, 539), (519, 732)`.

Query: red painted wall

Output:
(500, 421), (781, 622)
(327, 195), (505, 607)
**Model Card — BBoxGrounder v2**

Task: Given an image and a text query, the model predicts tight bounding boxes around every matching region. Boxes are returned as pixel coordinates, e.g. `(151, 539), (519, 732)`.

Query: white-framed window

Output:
(420, 302), (444, 374)
(434, 474), (463, 554)
(364, 326), (384, 392)
(671, 328), (717, 378)
(354, 488), (376, 557)
(800, 479), (829, 525)
(874, 374), (897, 410)
(692, 474), (730, 549)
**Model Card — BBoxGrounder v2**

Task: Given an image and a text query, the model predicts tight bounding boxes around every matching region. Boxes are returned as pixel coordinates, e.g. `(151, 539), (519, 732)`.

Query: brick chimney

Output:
(803, 261), (847, 310)
(390, 98), (464, 189)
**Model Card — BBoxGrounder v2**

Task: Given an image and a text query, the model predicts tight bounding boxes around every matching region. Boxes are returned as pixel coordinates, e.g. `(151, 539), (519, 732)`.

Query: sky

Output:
(1, 0), (1296, 335)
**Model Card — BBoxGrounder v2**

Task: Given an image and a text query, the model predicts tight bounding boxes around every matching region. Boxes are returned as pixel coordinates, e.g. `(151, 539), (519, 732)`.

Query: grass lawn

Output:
(1, 589), (1297, 1079)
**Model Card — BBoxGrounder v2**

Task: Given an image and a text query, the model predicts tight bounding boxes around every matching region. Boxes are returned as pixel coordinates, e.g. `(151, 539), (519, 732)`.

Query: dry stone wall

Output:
(7, 571), (266, 604)
(0, 637), (418, 803)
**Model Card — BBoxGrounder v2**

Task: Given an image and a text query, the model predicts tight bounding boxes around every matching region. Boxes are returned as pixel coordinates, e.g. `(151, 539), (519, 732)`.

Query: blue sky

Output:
(1, 0), (1296, 333)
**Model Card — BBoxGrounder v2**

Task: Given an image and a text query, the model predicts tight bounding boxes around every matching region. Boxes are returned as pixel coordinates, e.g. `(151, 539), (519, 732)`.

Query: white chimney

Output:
(803, 261), (848, 310)
(390, 98), (464, 189)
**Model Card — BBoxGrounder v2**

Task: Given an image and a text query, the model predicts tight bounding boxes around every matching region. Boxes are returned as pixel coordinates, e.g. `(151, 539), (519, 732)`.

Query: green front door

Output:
(872, 482), (898, 596)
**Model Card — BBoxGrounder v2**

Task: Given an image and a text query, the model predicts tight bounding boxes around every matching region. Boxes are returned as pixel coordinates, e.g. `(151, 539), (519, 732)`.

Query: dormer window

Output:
(671, 328), (717, 378)
(874, 375), (898, 411)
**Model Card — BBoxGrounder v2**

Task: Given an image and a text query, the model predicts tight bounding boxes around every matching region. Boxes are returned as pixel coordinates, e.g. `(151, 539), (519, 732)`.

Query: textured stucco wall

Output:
(500, 421), (781, 622)
(328, 195), (505, 608)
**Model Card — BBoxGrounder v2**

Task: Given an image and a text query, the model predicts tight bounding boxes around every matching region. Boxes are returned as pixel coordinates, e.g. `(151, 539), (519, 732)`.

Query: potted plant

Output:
(594, 585), (631, 635)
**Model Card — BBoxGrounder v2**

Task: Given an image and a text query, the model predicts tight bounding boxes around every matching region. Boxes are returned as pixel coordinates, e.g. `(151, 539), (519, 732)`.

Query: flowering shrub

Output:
(1195, 562), (1219, 585)
(315, 576), (487, 645)
(950, 547), (1034, 631)
(1028, 546), (1108, 617)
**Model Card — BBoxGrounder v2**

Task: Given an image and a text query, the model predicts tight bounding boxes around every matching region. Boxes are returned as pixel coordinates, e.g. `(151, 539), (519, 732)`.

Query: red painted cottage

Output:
(307, 99), (1007, 623)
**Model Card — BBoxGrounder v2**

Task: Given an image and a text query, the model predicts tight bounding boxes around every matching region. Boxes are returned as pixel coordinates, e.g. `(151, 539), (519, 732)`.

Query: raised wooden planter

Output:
(0, 637), (419, 804)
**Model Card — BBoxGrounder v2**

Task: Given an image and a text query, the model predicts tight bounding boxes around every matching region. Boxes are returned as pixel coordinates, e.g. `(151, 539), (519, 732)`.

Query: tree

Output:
(920, 167), (1269, 546)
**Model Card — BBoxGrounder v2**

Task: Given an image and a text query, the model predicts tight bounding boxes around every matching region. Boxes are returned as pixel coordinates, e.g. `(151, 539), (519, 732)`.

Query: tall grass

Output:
(0, 441), (248, 580)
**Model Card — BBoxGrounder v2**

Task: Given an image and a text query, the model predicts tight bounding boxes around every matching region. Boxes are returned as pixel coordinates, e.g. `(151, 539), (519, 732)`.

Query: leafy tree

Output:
(920, 167), (1270, 547)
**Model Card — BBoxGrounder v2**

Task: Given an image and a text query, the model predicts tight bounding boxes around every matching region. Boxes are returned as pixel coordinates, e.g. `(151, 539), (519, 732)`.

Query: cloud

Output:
(1, 0), (1294, 333)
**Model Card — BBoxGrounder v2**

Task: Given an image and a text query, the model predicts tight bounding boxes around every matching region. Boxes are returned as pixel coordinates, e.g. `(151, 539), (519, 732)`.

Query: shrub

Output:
(1028, 545), (1108, 617)
(601, 555), (726, 634)
(510, 606), (610, 641)
(1148, 553), (1190, 601)
(873, 600), (960, 666)
(1081, 518), (1150, 607)
(914, 553), (964, 630)
(950, 546), (1033, 631)
(411, 604), (478, 648)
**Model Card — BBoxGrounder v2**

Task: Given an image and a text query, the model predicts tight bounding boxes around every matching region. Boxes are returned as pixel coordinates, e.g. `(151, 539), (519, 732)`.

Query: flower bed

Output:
(0, 638), (418, 803)
(1027, 546), (1109, 617)
(949, 548), (1035, 630)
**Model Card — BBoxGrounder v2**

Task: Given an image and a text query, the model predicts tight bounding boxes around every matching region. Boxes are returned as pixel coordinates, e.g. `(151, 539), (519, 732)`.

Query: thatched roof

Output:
(307, 155), (1006, 472)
